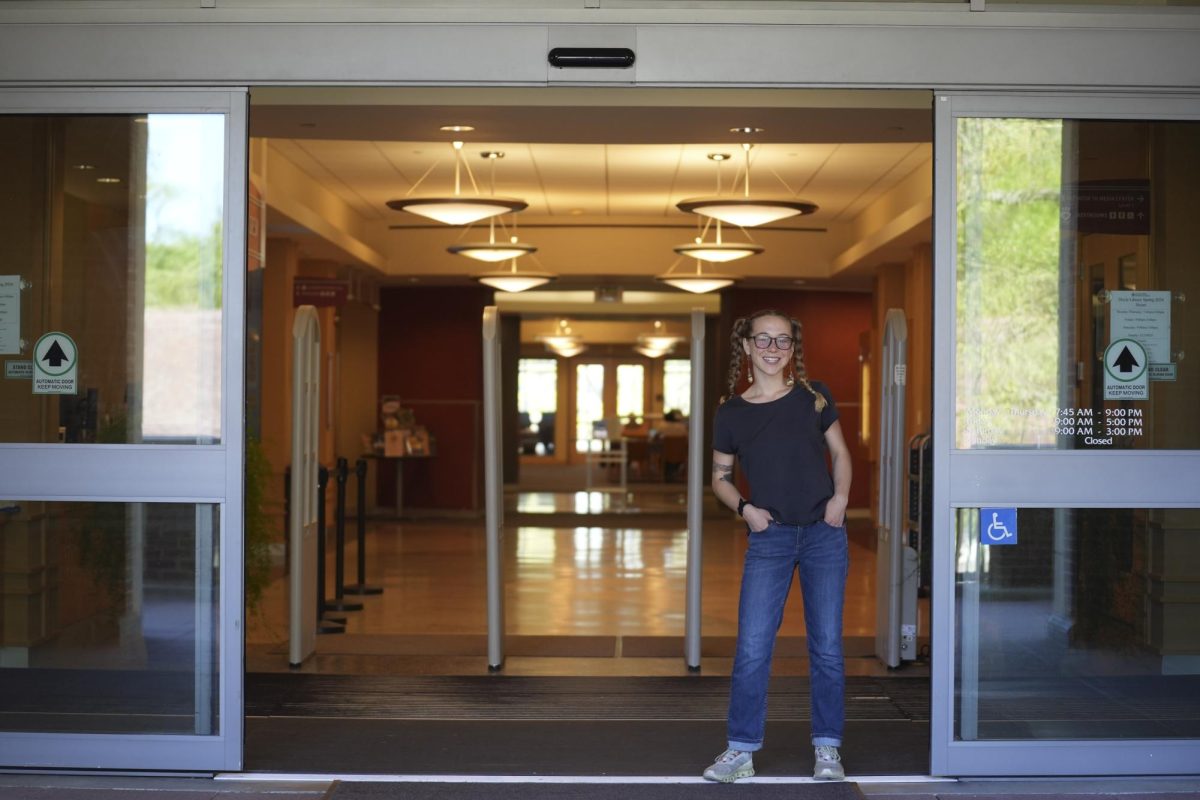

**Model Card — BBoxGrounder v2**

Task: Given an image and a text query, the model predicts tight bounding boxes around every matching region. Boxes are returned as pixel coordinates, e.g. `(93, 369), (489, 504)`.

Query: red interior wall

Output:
(377, 286), (493, 511)
(721, 290), (873, 510)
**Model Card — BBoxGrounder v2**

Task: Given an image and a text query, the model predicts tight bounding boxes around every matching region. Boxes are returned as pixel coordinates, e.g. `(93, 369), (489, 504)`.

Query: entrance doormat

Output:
(245, 674), (930, 722)
(245, 719), (928, 776)
(327, 781), (865, 800)
(265, 634), (618, 659)
(619, 636), (879, 659)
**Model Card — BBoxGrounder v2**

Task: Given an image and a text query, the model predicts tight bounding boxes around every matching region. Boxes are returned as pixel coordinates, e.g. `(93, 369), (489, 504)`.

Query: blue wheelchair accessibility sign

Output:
(980, 507), (1018, 545)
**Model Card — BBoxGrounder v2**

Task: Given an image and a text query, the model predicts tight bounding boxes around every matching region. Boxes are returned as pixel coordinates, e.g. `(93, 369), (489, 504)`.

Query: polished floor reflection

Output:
(246, 489), (929, 678)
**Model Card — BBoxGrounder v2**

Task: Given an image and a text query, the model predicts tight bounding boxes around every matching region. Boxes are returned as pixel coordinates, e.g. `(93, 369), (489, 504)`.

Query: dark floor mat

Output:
(245, 674), (930, 722)
(326, 781), (866, 800)
(243, 674), (931, 775)
(261, 635), (618, 659)
(620, 636), (879, 659)
(245, 718), (927, 776)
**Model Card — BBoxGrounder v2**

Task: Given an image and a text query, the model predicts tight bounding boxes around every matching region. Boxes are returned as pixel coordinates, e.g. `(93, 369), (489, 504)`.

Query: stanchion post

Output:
(324, 458), (364, 613)
(315, 465), (345, 634)
(345, 457), (382, 596)
(283, 465), (291, 575)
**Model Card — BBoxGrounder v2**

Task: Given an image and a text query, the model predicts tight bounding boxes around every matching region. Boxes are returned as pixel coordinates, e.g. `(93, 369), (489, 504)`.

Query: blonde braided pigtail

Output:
(791, 321), (827, 412)
(723, 316), (753, 402)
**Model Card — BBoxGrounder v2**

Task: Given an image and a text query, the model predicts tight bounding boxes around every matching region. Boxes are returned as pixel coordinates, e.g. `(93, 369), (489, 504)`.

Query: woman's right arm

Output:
(712, 450), (771, 532)
(711, 450), (740, 510)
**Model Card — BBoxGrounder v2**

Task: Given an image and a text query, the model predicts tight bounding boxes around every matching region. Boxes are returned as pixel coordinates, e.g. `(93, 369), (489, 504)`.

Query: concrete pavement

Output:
(1, 773), (1199, 800)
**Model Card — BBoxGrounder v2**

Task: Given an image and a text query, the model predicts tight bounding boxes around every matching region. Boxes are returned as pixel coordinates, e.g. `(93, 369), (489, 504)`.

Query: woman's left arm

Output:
(823, 420), (853, 527)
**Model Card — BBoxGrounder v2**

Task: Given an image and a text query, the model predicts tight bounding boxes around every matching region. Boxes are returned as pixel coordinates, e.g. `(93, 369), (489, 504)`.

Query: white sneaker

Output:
(813, 745), (845, 780)
(702, 748), (755, 782)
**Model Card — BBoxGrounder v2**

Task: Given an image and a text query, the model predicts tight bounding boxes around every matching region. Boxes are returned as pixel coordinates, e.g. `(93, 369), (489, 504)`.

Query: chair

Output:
(623, 436), (651, 481)
(583, 419), (628, 494)
(661, 435), (688, 482)
(536, 411), (556, 454)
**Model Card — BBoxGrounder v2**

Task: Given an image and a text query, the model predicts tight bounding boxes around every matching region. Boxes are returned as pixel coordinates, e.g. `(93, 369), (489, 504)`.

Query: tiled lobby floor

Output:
(246, 484), (930, 678)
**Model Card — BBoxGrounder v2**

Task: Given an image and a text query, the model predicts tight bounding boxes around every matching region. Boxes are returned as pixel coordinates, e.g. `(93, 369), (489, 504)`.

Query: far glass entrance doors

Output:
(572, 360), (647, 456)
(0, 90), (247, 772)
(932, 93), (1200, 776)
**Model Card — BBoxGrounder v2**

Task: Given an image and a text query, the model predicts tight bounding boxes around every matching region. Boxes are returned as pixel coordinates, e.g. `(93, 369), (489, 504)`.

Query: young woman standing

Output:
(702, 309), (853, 783)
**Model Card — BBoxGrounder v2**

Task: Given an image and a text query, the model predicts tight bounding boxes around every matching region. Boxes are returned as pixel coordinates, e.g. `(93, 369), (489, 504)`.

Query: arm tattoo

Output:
(713, 463), (734, 484)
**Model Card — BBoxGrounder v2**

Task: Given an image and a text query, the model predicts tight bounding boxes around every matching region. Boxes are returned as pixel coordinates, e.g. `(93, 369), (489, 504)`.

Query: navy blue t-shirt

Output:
(712, 382), (839, 526)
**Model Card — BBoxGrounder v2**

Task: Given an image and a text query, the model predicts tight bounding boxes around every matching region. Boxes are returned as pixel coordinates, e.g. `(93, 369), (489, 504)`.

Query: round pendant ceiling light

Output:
(658, 274), (738, 294)
(450, 240), (538, 262)
(387, 141), (527, 226)
(473, 258), (556, 293)
(672, 240), (764, 263)
(656, 258), (740, 294)
(634, 331), (683, 358)
(448, 215), (538, 263)
(676, 143), (818, 228)
(676, 197), (818, 227)
(536, 331), (587, 358)
(673, 218), (763, 263)
(389, 197), (527, 226)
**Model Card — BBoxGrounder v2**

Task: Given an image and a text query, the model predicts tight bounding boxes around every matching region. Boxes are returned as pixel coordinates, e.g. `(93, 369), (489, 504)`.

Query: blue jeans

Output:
(727, 519), (849, 751)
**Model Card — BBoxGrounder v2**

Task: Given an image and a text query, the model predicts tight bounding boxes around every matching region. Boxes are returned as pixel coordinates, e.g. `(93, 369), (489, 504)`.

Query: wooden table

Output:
(363, 452), (433, 518)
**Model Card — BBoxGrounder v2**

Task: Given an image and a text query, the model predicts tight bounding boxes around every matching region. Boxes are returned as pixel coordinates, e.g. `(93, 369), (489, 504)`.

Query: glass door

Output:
(932, 92), (1200, 775)
(571, 360), (648, 457)
(0, 89), (247, 771)
(574, 362), (607, 454)
(517, 357), (558, 457)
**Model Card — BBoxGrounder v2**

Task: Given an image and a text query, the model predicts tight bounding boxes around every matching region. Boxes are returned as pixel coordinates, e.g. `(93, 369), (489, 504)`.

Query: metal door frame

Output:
(931, 90), (1200, 776)
(0, 88), (248, 772)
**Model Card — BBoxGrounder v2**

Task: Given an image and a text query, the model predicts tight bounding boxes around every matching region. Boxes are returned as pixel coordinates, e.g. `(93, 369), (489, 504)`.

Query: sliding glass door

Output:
(932, 92), (1200, 775)
(0, 89), (247, 771)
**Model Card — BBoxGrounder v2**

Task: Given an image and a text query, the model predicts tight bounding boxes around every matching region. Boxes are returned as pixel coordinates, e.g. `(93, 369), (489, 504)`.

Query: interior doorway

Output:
(242, 85), (935, 775)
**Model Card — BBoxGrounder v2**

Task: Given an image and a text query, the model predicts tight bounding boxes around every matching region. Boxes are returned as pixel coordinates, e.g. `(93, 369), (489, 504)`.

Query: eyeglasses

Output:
(750, 333), (794, 350)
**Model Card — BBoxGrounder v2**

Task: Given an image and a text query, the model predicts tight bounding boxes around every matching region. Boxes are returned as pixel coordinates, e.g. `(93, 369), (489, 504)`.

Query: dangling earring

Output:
(785, 362), (795, 387)
(745, 355), (754, 384)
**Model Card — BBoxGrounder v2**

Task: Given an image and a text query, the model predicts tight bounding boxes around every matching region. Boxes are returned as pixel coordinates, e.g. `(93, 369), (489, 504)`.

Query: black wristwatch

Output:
(737, 498), (750, 517)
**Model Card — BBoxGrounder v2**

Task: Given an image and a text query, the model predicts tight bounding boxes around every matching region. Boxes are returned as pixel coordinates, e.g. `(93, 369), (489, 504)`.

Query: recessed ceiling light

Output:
(440, 124), (475, 133)
(707, 153), (731, 161)
(72, 164), (96, 170)
(480, 151), (504, 159)
(96, 177), (122, 184)
(730, 126), (764, 134)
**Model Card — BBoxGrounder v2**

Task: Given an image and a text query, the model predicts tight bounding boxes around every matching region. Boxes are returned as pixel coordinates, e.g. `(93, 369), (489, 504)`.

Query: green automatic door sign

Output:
(1103, 338), (1148, 401)
(32, 331), (78, 395)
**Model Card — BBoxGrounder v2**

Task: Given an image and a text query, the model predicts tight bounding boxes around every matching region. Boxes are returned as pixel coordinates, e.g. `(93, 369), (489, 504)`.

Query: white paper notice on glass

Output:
(0, 275), (20, 355)
(1110, 290), (1171, 365)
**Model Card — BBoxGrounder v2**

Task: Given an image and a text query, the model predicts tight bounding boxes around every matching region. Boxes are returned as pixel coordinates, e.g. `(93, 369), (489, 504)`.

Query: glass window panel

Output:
(616, 364), (645, 420)
(0, 114), (225, 445)
(955, 118), (1199, 450)
(954, 506), (1200, 741)
(663, 359), (692, 418)
(574, 363), (604, 453)
(518, 358), (557, 456)
(0, 501), (220, 735)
